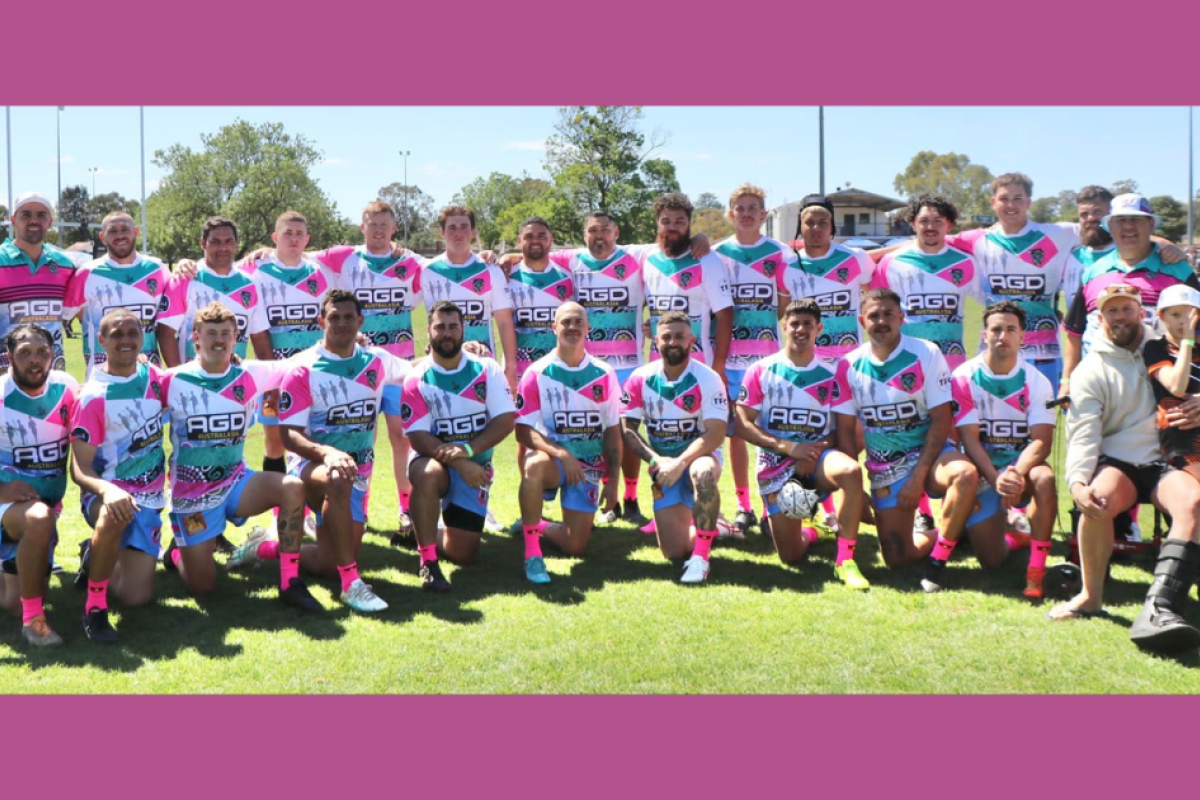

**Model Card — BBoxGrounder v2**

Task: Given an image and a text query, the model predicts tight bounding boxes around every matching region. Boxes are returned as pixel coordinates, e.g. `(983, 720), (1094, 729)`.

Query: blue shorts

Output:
(761, 450), (835, 518)
(257, 391), (280, 427)
(614, 367), (635, 390)
(81, 493), (163, 556)
(289, 459), (369, 526)
(1031, 359), (1062, 394)
(381, 383), (403, 416)
(0, 502), (59, 572)
(872, 444), (955, 512)
(442, 460), (494, 533)
(543, 461), (602, 514)
(169, 470), (254, 547)
(725, 368), (746, 436)
(967, 485), (1004, 527)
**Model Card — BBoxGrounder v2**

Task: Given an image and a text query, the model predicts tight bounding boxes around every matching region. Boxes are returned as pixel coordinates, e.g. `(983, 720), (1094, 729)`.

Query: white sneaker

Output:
(680, 555), (710, 584)
(226, 525), (272, 570)
(304, 514), (317, 540)
(340, 578), (388, 612)
(822, 510), (840, 534)
(1006, 508), (1032, 535)
(714, 517), (742, 541)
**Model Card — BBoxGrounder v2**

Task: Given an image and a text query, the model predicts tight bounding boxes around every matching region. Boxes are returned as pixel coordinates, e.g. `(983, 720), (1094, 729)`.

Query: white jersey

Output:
(158, 261), (270, 361)
(833, 335), (952, 488)
(620, 358), (728, 458)
(640, 246), (733, 366)
(951, 354), (1055, 472)
(419, 254), (512, 354)
(712, 236), (793, 371)
(781, 242), (876, 359)
(245, 255), (333, 359)
(549, 247), (646, 372)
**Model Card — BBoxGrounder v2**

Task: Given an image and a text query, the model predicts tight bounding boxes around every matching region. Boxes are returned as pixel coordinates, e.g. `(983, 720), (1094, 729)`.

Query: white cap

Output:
(11, 192), (53, 216)
(1156, 283), (1200, 313)
(1101, 193), (1161, 230)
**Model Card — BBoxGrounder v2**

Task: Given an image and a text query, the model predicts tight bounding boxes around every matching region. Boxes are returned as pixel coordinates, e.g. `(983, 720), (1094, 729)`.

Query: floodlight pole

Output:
(401, 149), (410, 245)
(140, 107), (148, 252)
(818, 106), (825, 195)
(5, 107), (11, 217)
(1189, 106), (1194, 247)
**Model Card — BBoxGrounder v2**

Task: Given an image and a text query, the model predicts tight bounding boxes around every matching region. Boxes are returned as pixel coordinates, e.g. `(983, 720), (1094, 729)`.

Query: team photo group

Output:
(4, 171), (1200, 658)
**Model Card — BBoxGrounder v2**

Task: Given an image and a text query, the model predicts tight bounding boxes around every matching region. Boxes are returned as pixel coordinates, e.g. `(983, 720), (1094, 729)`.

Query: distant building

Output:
(763, 188), (907, 244)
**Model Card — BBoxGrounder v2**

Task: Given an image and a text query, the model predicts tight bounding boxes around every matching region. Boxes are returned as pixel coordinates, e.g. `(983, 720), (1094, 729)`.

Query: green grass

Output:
(2, 300), (1197, 693)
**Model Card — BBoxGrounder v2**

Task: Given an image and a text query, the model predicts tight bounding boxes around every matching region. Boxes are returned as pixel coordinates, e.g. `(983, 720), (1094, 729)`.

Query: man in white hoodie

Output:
(1050, 284), (1200, 653)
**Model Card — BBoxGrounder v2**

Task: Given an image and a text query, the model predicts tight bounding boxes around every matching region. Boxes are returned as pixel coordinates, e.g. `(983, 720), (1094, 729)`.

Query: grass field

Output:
(3, 299), (1198, 693)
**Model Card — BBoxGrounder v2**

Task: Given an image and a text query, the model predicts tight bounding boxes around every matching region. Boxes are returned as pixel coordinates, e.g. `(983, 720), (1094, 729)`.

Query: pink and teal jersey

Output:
(620, 358), (728, 457)
(516, 352), (621, 483)
(951, 355), (1054, 471)
(871, 243), (980, 370)
(948, 223), (1077, 360)
(163, 359), (291, 514)
(158, 262), (270, 361)
(420, 254), (512, 353)
(507, 262), (575, 372)
(400, 352), (516, 464)
(315, 245), (424, 359)
(70, 363), (169, 509)
(781, 243), (875, 359)
(62, 254), (170, 378)
(0, 370), (78, 504)
(0, 241), (82, 372)
(713, 236), (793, 371)
(641, 247), (733, 366)
(832, 335), (952, 488)
(278, 345), (410, 493)
(246, 256), (331, 359)
(550, 247), (645, 371)
(739, 351), (838, 495)
(1061, 243), (1114, 313)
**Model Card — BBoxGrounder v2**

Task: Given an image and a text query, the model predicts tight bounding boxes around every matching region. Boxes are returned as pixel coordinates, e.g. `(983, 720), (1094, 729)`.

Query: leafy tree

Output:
(56, 185), (93, 244)
(1149, 195), (1188, 242)
(1029, 188), (1081, 224)
(544, 106), (679, 243)
(0, 204), (7, 244)
(893, 152), (994, 217)
(694, 192), (724, 211)
(375, 182), (438, 250)
(90, 191), (141, 223)
(690, 207), (734, 241)
(146, 120), (343, 263)
(453, 173), (554, 248)
(1111, 179), (1139, 196)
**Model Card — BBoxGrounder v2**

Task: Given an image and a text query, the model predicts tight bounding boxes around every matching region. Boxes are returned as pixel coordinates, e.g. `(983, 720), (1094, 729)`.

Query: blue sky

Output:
(3, 106), (1197, 223)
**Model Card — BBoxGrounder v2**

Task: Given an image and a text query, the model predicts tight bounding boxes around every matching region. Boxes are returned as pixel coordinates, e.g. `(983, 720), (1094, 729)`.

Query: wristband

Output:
(463, 443), (475, 459)
(1184, 339), (1195, 348)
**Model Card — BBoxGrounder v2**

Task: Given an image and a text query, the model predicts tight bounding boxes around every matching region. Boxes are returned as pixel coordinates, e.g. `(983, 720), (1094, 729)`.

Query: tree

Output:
(0, 204), (7, 244)
(376, 182), (438, 250)
(690, 207), (734, 241)
(893, 152), (994, 218)
(1111, 179), (1139, 196)
(1029, 188), (1080, 224)
(694, 192), (723, 211)
(544, 106), (680, 243)
(1149, 195), (1188, 242)
(90, 191), (141, 223)
(453, 172), (554, 248)
(146, 120), (343, 263)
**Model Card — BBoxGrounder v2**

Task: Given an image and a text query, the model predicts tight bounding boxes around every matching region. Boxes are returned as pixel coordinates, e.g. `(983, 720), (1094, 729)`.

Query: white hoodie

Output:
(1064, 324), (1161, 489)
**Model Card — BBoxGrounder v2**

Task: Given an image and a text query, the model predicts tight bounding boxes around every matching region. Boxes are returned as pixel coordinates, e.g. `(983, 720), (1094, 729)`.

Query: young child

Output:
(1145, 284), (1200, 478)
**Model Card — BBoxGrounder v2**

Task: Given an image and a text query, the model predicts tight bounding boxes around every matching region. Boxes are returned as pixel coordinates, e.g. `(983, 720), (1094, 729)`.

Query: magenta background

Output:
(6, 0), (1200, 795)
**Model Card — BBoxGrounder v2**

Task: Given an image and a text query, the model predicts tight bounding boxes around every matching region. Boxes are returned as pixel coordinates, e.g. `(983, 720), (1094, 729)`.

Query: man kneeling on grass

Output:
(620, 311), (728, 584)
(515, 302), (622, 584)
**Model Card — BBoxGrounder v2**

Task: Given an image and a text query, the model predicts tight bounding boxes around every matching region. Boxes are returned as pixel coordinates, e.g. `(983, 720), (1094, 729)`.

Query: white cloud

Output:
(505, 139), (546, 152)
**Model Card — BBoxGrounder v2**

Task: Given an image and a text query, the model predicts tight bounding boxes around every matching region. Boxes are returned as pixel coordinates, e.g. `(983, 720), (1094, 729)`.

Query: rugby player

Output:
(620, 311), (728, 584)
(71, 310), (169, 642)
(951, 301), (1057, 599)
(276, 290), (410, 611)
(401, 301), (515, 591)
(515, 302), (621, 583)
(0, 323), (79, 646)
(63, 211), (170, 378)
(713, 184), (794, 536)
(734, 299), (869, 588)
(833, 288), (980, 592)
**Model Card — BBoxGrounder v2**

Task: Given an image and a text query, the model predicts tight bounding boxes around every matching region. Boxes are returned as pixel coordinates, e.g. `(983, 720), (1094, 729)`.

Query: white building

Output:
(763, 188), (907, 244)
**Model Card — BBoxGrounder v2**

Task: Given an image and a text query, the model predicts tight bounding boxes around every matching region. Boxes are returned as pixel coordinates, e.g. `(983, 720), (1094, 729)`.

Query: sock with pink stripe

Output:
(918, 494), (933, 517)
(399, 491), (411, 512)
(821, 495), (836, 515)
(170, 548), (182, 569)
(280, 553), (300, 588)
(337, 562), (360, 593)
(931, 536), (957, 562)
(624, 478), (638, 503)
(418, 544), (438, 566)
(86, 580), (109, 612)
(735, 487), (752, 512)
(523, 523), (544, 559)
(257, 540), (280, 560)
(21, 596), (44, 626)
(1029, 541), (1051, 571)
(835, 537), (856, 566)
(692, 529), (716, 560)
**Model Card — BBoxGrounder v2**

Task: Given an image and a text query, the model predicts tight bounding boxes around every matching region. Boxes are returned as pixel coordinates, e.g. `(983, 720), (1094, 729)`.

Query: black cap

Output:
(799, 194), (835, 216)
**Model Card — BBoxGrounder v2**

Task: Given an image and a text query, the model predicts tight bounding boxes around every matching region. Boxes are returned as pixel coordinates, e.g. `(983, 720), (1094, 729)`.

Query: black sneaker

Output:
(733, 508), (758, 535)
(214, 534), (236, 556)
(280, 578), (323, 611)
(420, 561), (451, 593)
(921, 558), (947, 593)
(75, 539), (92, 590)
(83, 607), (118, 643)
(161, 540), (179, 572)
(622, 499), (650, 526)
(598, 503), (621, 525)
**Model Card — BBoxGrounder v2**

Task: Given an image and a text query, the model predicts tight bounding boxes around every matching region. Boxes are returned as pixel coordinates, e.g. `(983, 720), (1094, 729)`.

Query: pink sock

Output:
(931, 535), (957, 562)
(171, 548), (182, 568)
(399, 491), (411, 512)
(257, 540), (280, 560)
(624, 478), (638, 503)
(1004, 532), (1030, 551)
(418, 544), (438, 566)
(821, 495), (836, 515)
(735, 487), (752, 512)
(523, 523), (544, 559)
(918, 494), (933, 516)
(692, 528), (716, 559)
(1029, 541), (1051, 571)
(21, 596), (43, 626)
(835, 537), (856, 566)
(279, 553), (300, 588)
(337, 562), (360, 593)
(802, 526), (819, 544)
(86, 580), (109, 612)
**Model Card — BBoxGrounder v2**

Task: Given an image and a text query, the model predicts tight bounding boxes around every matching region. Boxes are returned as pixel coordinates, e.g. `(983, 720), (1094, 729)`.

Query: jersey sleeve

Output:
(278, 366), (313, 428)
(314, 245), (355, 277)
(832, 358), (858, 415)
(701, 369), (730, 423)
(515, 368), (541, 427)
(869, 252), (892, 290)
(1143, 337), (1174, 376)
(484, 358), (517, 416)
(923, 346), (953, 410)
(62, 266), (90, 317)
(950, 370), (978, 427)
(854, 249), (877, 286)
(157, 273), (191, 331)
(489, 265), (513, 312)
(378, 350), (411, 385)
(739, 362), (765, 410)
(702, 255), (734, 313)
(621, 371), (645, 420)
(245, 359), (292, 394)
(399, 372), (433, 435)
(246, 289), (271, 336)
(1062, 286), (1089, 336)
(548, 249), (578, 269)
(775, 247), (799, 294)
(599, 368), (623, 428)
(1026, 366), (1056, 428)
(945, 228), (985, 255)
(70, 392), (107, 446)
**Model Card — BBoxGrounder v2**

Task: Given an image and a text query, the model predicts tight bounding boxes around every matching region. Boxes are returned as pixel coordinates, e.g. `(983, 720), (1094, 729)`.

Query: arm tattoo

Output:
(621, 419), (657, 464)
